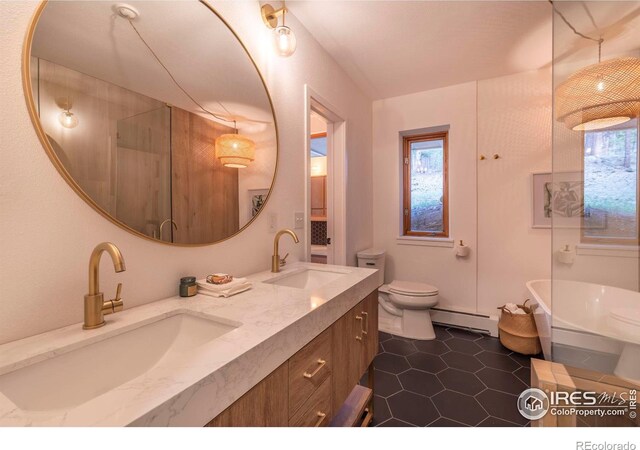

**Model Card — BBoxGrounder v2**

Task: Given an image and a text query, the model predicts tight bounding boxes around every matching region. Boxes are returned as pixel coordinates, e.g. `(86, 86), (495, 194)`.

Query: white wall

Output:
(0, 1), (372, 344)
(372, 69), (552, 316)
(372, 82), (479, 312)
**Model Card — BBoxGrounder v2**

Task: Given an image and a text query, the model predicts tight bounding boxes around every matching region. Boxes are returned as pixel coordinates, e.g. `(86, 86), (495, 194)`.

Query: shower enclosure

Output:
(549, 2), (640, 382)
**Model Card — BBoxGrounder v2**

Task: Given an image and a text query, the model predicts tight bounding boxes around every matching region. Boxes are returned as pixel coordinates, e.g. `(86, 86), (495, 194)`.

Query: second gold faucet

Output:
(272, 229), (299, 273)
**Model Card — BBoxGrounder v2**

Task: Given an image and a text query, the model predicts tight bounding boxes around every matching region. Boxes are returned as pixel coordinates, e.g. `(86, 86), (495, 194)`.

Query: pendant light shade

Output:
(555, 57), (640, 131)
(215, 134), (256, 168)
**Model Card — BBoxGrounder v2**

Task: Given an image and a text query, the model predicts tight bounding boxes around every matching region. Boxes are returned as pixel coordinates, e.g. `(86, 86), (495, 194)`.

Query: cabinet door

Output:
(206, 362), (288, 427)
(311, 176), (326, 217)
(362, 290), (379, 369)
(331, 305), (364, 413)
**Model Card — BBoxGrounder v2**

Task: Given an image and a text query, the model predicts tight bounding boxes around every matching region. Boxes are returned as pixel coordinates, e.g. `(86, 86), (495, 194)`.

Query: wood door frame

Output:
(402, 131), (449, 238)
(304, 85), (347, 266)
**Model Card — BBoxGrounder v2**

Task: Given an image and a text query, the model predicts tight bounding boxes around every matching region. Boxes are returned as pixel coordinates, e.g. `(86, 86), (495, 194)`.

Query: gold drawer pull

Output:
(303, 359), (326, 379)
(355, 315), (363, 340)
(314, 411), (327, 427)
(361, 311), (368, 335)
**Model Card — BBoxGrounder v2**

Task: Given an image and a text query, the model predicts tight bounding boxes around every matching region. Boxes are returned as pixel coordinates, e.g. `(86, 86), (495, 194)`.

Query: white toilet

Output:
(357, 248), (439, 340)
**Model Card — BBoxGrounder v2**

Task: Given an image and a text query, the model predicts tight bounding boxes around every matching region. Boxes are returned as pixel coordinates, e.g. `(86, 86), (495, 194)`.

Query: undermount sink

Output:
(264, 268), (348, 290)
(0, 312), (239, 411)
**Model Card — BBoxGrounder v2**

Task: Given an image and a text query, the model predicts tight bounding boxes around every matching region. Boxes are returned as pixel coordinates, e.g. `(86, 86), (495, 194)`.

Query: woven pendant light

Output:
(215, 133), (256, 168)
(555, 57), (640, 131)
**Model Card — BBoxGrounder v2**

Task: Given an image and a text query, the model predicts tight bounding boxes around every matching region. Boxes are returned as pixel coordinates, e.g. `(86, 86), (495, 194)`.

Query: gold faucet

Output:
(83, 242), (126, 330)
(272, 229), (299, 273)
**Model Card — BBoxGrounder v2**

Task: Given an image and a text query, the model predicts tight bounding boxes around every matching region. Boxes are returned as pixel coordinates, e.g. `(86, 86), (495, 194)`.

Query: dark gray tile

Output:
(379, 331), (394, 342)
(434, 326), (453, 341)
(476, 351), (520, 372)
(371, 395), (391, 426)
(387, 391), (439, 426)
(384, 338), (418, 356)
(429, 417), (468, 427)
(432, 390), (487, 426)
(398, 369), (445, 397)
(446, 338), (482, 355)
(374, 369), (403, 397)
(477, 416), (522, 427)
(441, 351), (484, 372)
(437, 368), (485, 395)
(508, 352), (533, 368)
(447, 327), (483, 341)
(374, 353), (410, 374)
(414, 339), (449, 355)
(476, 367), (527, 395)
(476, 389), (528, 425)
(513, 366), (531, 386)
(477, 337), (512, 355)
(377, 418), (415, 427)
(406, 352), (447, 373)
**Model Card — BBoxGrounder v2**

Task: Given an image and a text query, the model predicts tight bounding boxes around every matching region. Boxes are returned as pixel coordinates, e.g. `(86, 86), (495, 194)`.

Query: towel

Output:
(198, 282), (253, 298)
(197, 277), (248, 292)
(504, 303), (519, 313)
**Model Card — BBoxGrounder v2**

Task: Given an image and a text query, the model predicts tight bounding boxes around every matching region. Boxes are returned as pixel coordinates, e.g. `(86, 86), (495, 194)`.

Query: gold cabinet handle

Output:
(361, 311), (369, 335)
(479, 155), (486, 160)
(303, 359), (326, 379)
(493, 154), (500, 159)
(355, 315), (363, 341)
(314, 411), (327, 427)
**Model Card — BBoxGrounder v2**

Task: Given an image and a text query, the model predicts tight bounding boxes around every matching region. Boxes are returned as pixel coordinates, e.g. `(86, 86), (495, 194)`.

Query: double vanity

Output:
(0, 263), (379, 426)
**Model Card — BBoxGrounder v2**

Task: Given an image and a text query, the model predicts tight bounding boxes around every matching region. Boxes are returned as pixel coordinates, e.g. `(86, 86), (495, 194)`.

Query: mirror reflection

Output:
(29, 0), (277, 245)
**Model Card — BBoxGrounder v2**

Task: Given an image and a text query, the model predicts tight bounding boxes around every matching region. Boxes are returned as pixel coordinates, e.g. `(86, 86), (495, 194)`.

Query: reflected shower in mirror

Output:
(27, 0), (277, 245)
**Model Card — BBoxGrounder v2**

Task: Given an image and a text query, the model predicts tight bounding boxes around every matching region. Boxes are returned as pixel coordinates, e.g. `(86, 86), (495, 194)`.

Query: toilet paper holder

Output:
(456, 240), (471, 258)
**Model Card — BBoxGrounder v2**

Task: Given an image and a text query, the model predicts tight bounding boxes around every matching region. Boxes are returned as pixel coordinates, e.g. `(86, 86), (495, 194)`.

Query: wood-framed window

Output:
(581, 119), (639, 245)
(402, 131), (449, 238)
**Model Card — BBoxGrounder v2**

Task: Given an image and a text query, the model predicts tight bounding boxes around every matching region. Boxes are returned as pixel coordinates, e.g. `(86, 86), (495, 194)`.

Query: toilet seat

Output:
(389, 280), (438, 297)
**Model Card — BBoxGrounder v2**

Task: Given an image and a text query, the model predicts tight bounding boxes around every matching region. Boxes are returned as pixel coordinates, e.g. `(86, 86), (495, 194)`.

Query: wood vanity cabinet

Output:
(206, 289), (378, 427)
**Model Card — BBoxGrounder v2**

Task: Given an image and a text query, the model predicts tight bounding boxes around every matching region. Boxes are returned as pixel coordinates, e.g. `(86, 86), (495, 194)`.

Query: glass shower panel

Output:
(551, 1), (640, 385)
(115, 106), (171, 241)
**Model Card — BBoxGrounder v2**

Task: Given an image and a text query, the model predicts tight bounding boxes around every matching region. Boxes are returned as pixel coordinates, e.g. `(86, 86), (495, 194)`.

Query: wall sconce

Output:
(58, 107), (78, 129)
(261, 2), (297, 57)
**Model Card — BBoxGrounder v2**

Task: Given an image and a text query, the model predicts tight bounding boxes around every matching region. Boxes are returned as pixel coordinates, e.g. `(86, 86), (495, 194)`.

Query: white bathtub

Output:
(527, 279), (640, 382)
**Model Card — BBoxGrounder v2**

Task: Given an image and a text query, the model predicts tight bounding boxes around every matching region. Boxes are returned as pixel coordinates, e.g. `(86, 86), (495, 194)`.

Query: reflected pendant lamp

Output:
(555, 57), (640, 131)
(215, 132), (256, 168)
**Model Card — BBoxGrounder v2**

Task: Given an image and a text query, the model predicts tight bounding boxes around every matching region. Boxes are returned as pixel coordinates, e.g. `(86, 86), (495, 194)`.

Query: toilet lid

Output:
(389, 280), (438, 296)
(610, 308), (640, 327)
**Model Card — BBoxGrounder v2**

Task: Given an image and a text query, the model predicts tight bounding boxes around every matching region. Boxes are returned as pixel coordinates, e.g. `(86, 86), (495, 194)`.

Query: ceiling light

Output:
(215, 132), (256, 168)
(555, 57), (640, 131)
(261, 2), (296, 57)
(58, 108), (78, 129)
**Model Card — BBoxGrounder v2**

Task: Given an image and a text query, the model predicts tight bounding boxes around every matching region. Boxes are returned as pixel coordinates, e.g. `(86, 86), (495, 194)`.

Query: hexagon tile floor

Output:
(362, 326), (539, 427)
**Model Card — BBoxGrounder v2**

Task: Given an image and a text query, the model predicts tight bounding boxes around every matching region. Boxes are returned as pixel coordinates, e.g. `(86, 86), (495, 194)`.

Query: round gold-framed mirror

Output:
(22, 0), (278, 246)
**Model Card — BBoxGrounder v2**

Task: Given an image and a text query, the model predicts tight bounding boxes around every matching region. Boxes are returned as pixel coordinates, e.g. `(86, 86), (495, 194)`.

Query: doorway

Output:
(309, 112), (329, 263)
(305, 86), (347, 266)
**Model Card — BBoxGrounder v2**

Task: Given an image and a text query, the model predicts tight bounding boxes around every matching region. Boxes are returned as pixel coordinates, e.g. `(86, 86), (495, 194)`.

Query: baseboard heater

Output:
(430, 307), (499, 337)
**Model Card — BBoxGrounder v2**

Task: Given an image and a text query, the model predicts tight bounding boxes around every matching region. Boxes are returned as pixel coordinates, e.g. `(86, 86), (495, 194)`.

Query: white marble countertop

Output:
(0, 262), (378, 426)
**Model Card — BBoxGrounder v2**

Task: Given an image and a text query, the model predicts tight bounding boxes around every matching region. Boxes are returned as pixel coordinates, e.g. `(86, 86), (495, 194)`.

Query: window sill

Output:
(396, 236), (454, 248)
(576, 243), (640, 258)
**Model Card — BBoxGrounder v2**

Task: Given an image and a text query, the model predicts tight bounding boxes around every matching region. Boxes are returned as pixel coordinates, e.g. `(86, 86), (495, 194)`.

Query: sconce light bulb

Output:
(274, 25), (296, 57)
(59, 110), (79, 129)
(597, 80), (605, 91)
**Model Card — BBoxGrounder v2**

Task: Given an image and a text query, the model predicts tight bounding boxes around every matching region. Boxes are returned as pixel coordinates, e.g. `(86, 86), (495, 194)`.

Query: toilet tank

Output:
(357, 248), (386, 286)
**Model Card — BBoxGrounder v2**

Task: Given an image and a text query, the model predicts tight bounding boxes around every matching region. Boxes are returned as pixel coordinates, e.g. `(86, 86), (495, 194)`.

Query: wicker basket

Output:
(497, 300), (542, 355)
